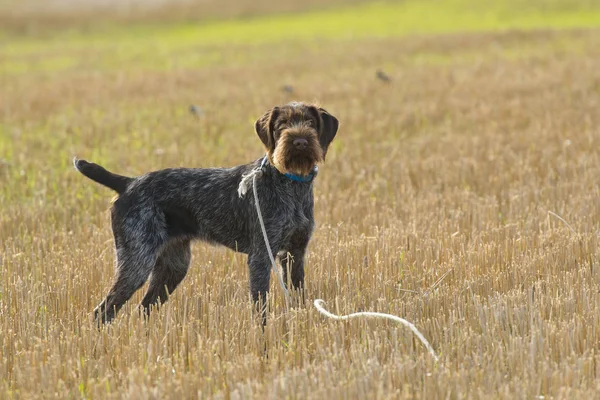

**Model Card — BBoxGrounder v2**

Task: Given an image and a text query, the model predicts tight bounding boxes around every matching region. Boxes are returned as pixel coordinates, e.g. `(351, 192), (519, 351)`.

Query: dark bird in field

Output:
(189, 104), (204, 118)
(281, 85), (295, 94)
(376, 69), (391, 83)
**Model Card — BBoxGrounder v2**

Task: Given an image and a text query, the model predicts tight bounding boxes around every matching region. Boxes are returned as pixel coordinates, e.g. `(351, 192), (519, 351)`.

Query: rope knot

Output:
(238, 156), (268, 198)
(237, 168), (262, 198)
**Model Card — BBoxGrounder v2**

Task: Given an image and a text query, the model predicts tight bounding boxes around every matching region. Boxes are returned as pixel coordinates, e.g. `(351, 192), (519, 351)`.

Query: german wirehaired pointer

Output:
(74, 102), (339, 324)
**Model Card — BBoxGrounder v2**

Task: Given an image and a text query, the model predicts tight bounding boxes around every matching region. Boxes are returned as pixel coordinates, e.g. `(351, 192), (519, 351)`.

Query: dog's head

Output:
(255, 102), (339, 176)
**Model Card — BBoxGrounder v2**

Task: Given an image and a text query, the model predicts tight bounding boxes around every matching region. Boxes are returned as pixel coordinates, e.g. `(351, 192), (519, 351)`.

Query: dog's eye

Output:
(277, 119), (288, 129)
(306, 119), (315, 128)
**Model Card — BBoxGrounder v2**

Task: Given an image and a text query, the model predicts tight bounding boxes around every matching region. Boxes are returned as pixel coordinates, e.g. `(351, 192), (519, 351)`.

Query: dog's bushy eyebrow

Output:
(277, 105), (315, 124)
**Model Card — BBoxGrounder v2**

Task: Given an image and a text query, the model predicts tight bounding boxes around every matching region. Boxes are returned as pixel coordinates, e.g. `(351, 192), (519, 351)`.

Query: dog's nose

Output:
(293, 138), (308, 149)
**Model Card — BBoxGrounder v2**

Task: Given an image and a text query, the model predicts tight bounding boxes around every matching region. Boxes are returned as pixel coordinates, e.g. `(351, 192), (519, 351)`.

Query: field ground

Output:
(2, 0), (600, 398)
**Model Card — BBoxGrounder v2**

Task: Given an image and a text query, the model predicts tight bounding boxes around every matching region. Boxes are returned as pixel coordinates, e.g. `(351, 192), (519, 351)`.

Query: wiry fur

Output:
(74, 102), (339, 325)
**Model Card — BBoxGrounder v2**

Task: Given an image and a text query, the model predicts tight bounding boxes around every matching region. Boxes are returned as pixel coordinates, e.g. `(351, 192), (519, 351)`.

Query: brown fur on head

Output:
(254, 102), (339, 176)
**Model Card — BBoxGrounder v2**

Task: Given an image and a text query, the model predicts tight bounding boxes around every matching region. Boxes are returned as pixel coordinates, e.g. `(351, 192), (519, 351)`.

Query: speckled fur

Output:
(74, 102), (339, 324)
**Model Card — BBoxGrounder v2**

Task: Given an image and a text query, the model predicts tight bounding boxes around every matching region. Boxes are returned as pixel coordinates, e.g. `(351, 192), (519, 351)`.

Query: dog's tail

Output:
(73, 158), (133, 194)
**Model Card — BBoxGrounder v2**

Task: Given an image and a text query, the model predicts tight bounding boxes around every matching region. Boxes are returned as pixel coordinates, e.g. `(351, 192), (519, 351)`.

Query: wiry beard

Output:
(271, 131), (323, 176)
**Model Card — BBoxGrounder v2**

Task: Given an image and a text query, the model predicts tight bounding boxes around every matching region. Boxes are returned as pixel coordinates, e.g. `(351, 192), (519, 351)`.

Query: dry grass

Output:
(0, 0), (367, 35)
(2, 1), (600, 398)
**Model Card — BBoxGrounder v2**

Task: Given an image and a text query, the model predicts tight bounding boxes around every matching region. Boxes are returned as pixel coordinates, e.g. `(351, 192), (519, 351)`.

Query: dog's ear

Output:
(317, 107), (339, 158)
(255, 107), (280, 153)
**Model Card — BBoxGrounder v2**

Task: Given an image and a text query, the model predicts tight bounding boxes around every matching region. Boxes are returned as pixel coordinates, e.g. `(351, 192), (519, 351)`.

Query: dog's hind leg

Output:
(94, 205), (167, 325)
(140, 239), (191, 317)
(94, 252), (157, 324)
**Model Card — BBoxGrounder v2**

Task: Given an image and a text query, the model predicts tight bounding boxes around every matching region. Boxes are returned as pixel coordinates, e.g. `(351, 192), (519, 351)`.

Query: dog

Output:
(74, 102), (339, 324)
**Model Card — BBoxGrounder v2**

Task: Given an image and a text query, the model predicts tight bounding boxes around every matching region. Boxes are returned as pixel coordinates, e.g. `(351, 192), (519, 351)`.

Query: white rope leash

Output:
(313, 299), (439, 362)
(238, 164), (291, 309)
(251, 173), (291, 309)
(238, 164), (439, 362)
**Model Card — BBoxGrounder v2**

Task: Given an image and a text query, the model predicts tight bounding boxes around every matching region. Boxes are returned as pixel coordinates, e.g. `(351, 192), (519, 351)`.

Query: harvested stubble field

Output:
(2, 0), (600, 398)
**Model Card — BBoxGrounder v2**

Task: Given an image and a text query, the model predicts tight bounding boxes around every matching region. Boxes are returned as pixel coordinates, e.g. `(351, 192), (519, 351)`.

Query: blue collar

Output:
(284, 169), (318, 182)
(261, 156), (318, 183)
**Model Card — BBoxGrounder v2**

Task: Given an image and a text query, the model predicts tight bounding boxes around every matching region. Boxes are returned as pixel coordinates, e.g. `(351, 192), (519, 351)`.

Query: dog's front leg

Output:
(248, 242), (281, 325)
(279, 247), (307, 306)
